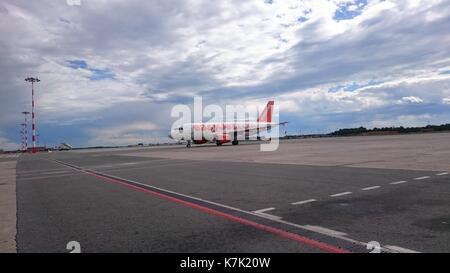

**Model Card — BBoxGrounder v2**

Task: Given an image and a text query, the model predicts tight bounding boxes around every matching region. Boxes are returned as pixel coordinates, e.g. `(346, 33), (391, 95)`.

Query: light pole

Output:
(21, 112), (30, 152)
(20, 125), (25, 151)
(25, 77), (40, 153)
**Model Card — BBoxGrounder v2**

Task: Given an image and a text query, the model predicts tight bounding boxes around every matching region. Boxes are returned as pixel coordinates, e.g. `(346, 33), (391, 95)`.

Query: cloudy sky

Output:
(1, 0), (449, 150)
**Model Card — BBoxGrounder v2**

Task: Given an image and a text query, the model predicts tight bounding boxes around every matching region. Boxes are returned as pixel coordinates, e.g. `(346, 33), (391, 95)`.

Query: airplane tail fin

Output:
(257, 101), (274, 123)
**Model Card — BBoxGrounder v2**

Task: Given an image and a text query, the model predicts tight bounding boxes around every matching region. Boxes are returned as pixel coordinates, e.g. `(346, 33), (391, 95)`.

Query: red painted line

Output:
(85, 170), (350, 253)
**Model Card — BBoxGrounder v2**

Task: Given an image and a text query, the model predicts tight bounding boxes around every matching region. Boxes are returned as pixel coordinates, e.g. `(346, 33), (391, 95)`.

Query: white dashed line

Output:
(330, 192), (352, 197)
(291, 199), (317, 205)
(252, 208), (282, 220)
(414, 176), (430, 180)
(361, 186), (381, 191)
(120, 162), (139, 166)
(384, 245), (421, 253)
(390, 180), (407, 185)
(253, 207), (275, 214)
(436, 172), (448, 176)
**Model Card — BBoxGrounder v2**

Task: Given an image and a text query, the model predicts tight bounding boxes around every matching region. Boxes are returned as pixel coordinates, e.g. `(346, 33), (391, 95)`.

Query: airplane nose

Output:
(169, 130), (177, 139)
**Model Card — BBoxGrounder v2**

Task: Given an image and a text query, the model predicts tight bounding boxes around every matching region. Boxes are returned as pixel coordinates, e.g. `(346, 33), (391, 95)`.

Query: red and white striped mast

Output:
(20, 123), (26, 151)
(25, 77), (40, 153)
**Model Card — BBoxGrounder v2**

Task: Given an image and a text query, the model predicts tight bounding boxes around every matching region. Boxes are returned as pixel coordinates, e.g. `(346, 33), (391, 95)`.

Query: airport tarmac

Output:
(0, 154), (17, 253)
(3, 133), (450, 252)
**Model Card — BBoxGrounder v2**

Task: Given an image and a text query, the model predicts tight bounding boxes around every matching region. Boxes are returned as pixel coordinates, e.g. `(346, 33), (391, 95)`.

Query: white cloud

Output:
(443, 98), (450, 104)
(276, 84), (388, 114)
(0, 0), (450, 145)
(87, 121), (165, 146)
(398, 96), (424, 104)
(366, 114), (436, 128)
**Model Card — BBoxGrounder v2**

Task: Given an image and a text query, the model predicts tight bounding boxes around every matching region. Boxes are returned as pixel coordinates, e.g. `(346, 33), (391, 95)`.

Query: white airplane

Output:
(170, 101), (287, 147)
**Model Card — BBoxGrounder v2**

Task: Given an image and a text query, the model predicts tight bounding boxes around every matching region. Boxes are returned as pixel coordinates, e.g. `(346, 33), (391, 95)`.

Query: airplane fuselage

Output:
(169, 101), (283, 147)
(170, 121), (276, 147)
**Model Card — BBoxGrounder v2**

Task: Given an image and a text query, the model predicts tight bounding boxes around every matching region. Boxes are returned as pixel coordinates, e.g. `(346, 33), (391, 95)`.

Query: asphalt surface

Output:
(0, 155), (17, 253)
(13, 136), (450, 253)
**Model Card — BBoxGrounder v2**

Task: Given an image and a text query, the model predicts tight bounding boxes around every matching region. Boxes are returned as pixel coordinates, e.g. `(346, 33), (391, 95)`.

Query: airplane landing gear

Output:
(186, 141), (192, 148)
(232, 131), (239, 146)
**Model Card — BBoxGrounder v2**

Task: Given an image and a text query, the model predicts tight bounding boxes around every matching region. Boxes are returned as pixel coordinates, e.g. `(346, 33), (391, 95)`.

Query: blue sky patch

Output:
(298, 8), (311, 23)
(67, 60), (88, 69)
(297, 16), (308, 23)
(329, 80), (383, 93)
(334, 0), (368, 21)
(67, 59), (115, 81)
(89, 68), (115, 81)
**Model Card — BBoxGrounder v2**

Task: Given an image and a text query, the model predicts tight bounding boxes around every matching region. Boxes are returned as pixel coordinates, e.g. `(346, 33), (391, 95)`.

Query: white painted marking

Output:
(330, 192), (352, 197)
(361, 186), (381, 191)
(414, 176), (430, 180)
(19, 173), (85, 181)
(120, 162), (139, 166)
(303, 225), (348, 237)
(390, 181), (407, 185)
(17, 167), (70, 175)
(253, 207), (275, 214)
(436, 172), (448, 176)
(291, 199), (317, 205)
(38, 170), (74, 175)
(93, 159), (178, 169)
(95, 161), (204, 172)
(252, 208), (282, 220)
(384, 245), (421, 253)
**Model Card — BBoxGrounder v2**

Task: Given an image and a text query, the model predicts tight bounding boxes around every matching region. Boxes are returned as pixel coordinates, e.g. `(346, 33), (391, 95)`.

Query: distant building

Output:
(25, 147), (48, 152)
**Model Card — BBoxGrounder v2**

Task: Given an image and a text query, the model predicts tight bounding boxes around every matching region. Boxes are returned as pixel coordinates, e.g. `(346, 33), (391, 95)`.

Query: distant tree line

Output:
(330, 124), (450, 136)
